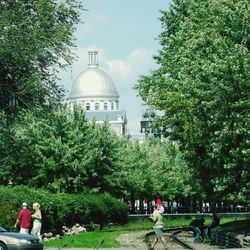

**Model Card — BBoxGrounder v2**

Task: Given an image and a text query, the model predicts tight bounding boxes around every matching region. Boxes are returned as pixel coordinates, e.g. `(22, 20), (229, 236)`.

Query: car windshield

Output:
(0, 227), (7, 232)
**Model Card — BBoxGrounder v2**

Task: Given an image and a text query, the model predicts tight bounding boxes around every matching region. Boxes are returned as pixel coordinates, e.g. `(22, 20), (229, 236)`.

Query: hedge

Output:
(0, 186), (128, 231)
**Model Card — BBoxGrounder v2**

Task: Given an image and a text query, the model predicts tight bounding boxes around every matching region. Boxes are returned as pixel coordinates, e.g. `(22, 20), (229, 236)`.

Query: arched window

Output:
(86, 103), (90, 110)
(95, 102), (99, 110)
(111, 102), (114, 110)
(104, 103), (108, 110)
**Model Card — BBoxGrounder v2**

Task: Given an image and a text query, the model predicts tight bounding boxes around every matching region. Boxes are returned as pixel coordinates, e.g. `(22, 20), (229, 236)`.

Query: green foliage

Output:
(0, 0), (83, 111)
(0, 107), (122, 194)
(116, 137), (197, 201)
(0, 111), (13, 184)
(0, 201), (17, 231)
(83, 122), (121, 194)
(0, 106), (194, 202)
(135, 0), (250, 201)
(101, 193), (128, 224)
(0, 186), (128, 231)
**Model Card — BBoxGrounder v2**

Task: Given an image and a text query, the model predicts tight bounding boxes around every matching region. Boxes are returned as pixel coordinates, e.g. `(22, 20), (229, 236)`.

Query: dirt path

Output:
(117, 230), (148, 249)
(117, 230), (220, 249)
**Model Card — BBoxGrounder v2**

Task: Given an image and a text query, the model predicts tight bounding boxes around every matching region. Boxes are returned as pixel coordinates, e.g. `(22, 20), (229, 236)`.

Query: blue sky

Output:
(59, 0), (171, 134)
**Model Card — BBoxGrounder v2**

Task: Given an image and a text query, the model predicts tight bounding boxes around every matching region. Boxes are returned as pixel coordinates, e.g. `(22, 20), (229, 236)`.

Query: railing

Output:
(128, 203), (250, 215)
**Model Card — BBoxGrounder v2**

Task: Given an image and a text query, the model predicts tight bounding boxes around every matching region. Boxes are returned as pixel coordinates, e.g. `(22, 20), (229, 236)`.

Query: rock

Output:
(71, 225), (86, 234)
(48, 232), (53, 237)
(42, 223), (87, 241)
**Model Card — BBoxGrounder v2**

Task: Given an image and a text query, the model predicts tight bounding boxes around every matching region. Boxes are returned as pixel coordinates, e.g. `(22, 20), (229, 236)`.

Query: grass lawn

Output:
(43, 230), (122, 248)
(43, 216), (249, 248)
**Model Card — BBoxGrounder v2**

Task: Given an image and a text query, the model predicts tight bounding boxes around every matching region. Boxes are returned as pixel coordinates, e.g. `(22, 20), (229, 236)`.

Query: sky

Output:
(58, 0), (171, 134)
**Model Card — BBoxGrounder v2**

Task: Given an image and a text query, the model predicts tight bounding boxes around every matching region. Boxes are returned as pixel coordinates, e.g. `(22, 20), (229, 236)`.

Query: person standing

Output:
(31, 202), (42, 241)
(14, 202), (31, 234)
(149, 205), (168, 250)
(171, 200), (177, 214)
(156, 198), (165, 214)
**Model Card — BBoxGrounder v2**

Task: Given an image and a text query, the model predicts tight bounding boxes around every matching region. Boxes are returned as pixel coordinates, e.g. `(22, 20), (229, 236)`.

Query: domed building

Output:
(69, 51), (127, 135)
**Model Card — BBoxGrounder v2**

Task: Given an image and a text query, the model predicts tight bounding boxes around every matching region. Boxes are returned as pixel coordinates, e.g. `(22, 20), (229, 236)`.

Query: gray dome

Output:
(70, 51), (119, 98)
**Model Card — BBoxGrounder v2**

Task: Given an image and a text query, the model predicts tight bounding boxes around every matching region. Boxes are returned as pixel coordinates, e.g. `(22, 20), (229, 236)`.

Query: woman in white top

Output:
(31, 202), (42, 241)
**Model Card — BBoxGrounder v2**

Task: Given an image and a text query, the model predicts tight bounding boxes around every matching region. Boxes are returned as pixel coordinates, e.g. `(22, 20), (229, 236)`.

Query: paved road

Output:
(45, 249), (138, 250)
(45, 248), (135, 250)
(45, 248), (137, 250)
(45, 248), (249, 250)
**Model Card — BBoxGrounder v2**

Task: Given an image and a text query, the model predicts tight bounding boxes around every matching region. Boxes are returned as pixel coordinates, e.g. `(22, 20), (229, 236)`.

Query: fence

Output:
(128, 201), (250, 215)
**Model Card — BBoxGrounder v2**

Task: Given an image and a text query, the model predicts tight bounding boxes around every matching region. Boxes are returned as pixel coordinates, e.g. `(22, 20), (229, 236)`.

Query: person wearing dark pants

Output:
(207, 212), (220, 237)
(189, 218), (205, 242)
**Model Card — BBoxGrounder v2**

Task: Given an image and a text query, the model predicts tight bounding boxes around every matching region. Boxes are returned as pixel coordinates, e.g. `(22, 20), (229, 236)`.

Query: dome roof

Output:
(70, 51), (119, 98)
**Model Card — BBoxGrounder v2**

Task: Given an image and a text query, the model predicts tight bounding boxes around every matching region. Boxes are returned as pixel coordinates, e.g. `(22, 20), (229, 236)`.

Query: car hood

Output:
(0, 232), (38, 240)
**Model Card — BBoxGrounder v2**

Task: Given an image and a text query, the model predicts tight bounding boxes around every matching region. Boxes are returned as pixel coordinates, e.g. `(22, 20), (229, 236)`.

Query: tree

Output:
(136, 0), (250, 201)
(0, 0), (82, 112)
(0, 105), (196, 201)
(82, 121), (121, 194)
(0, 106), (123, 194)
(115, 137), (197, 206)
(0, 111), (13, 184)
(1, 107), (90, 193)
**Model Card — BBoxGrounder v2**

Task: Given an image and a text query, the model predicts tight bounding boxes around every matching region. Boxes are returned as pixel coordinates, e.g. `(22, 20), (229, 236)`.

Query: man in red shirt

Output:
(14, 202), (31, 234)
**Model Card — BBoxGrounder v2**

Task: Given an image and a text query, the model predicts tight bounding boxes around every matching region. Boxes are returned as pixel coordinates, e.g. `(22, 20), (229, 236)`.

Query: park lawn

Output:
(43, 216), (249, 248)
(43, 230), (122, 248)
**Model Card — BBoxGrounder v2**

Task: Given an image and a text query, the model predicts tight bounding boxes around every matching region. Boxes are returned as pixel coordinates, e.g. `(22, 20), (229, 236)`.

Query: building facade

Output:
(140, 108), (162, 139)
(69, 51), (127, 135)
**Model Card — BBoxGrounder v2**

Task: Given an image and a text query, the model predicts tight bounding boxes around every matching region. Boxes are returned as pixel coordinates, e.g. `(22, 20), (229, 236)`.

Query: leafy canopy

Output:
(136, 0), (250, 202)
(0, 0), (82, 111)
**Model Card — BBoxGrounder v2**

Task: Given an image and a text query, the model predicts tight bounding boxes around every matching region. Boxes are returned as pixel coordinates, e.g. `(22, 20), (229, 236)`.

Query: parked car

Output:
(0, 226), (43, 250)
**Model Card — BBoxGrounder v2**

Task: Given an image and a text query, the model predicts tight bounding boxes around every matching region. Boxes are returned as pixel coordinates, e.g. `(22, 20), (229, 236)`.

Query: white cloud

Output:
(104, 47), (155, 89)
(128, 47), (155, 69)
(105, 59), (131, 82)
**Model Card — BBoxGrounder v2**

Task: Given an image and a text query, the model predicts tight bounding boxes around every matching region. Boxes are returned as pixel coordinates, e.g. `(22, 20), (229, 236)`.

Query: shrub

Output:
(101, 193), (128, 224)
(0, 186), (127, 231)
